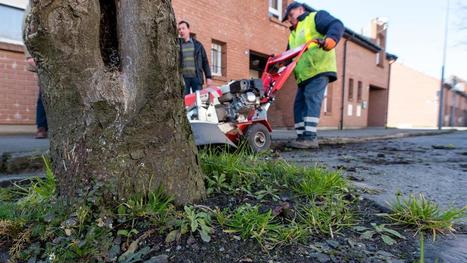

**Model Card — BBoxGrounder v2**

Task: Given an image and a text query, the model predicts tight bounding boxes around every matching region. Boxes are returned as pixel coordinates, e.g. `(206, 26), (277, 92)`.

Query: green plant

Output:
(385, 194), (466, 239)
(268, 220), (307, 247)
(224, 204), (280, 246)
(254, 184), (281, 201)
(419, 232), (425, 263)
(119, 186), (174, 224)
(166, 205), (213, 243)
(15, 156), (56, 208)
(353, 223), (405, 245)
(0, 187), (15, 202)
(299, 195), (353, 238)
(206, 172), (231, 194)
(295, 168), (348, 199)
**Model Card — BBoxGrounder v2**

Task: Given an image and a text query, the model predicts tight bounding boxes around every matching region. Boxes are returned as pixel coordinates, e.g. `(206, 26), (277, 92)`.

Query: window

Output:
(323, 84), (333, 114)
(0, 5), (25, 43)
(376, 37), (385, 67)
(357, 81), (363, 102)
(211, 40), (226, 77)
(269, 0), (283, 20)
(348, 78), (354, 101)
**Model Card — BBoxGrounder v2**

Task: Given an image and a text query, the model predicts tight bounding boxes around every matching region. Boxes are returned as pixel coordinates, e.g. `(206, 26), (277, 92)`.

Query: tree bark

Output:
(24, 0), (205, 204)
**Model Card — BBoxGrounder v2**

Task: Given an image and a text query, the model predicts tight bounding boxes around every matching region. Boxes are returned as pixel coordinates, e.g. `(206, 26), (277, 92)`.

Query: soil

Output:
(141, 198), (418, 263)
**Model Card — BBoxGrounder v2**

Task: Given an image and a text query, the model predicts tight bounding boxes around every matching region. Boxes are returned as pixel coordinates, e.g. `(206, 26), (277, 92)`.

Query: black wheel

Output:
(245, 123), (271, 153)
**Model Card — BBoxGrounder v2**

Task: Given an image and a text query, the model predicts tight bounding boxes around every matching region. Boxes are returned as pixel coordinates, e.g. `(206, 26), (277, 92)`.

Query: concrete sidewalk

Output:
(0, 128), (457, 155)
(272, 128), (456, 145)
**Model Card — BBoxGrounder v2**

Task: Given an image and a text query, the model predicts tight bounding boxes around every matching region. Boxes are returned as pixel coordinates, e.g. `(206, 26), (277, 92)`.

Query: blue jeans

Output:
(36, 89), (48, 130)
(293, 76), (328, 140)
(183, 76), (202, 95)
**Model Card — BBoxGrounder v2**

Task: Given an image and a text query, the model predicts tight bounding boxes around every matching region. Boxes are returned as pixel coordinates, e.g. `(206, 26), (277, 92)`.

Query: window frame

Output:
(211, 42), (223, 76)
(268, 0), (283, 20)
(348, 78), (354, 101)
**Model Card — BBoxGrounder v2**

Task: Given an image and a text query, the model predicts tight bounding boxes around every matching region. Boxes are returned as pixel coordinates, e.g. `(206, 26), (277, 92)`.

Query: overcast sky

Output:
(302, 0), (467, 80)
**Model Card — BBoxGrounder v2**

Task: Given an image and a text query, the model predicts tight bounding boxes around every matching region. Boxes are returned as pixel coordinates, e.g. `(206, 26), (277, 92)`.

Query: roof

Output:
(444, 83), (467, 98)
(386, 52), (398, 61)
(0, 0), (27, 9)
(343, 28), (381, 53)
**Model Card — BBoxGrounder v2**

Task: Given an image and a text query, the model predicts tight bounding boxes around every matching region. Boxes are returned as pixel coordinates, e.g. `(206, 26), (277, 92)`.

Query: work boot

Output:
(35, 127), (48, 139)
(287, 138), (319, 149)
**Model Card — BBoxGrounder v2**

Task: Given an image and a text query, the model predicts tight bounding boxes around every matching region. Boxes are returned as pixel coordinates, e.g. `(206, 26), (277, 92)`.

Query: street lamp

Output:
(438, 0), (450, 130)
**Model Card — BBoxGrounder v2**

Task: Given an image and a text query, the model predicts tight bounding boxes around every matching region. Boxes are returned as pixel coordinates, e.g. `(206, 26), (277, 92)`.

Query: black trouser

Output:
(183, 76), (202, 95)
(36, 88), (48, 130)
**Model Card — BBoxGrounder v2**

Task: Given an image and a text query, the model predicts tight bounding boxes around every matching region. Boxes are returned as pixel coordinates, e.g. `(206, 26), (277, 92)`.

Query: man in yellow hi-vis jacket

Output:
(284, 2), (344, 149)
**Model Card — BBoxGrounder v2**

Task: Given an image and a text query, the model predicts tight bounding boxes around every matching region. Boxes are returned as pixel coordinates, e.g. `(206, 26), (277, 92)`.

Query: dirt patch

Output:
(140, 198), (418, 263)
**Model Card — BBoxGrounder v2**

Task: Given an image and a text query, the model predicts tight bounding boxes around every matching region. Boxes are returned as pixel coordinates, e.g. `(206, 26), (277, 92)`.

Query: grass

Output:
(3, 149), (434, 261)
(224, 204), (279, 246)
(295, 167), (349, 198)
(385, 193), (466, 239)
(299, 194), (354, 238)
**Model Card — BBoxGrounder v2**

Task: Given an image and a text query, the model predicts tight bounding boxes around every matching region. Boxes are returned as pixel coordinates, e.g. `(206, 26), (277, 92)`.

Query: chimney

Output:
(371, 17), (388, 50)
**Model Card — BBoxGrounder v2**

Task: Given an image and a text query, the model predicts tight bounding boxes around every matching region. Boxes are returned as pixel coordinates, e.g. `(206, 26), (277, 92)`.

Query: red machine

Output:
(184, 41), (314, 152)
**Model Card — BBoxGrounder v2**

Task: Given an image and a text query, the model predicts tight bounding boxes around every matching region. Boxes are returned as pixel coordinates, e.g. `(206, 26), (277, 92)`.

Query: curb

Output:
(272, 129), (457, 148)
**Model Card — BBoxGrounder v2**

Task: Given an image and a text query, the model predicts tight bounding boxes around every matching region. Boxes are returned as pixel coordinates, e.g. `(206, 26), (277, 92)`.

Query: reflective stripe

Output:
(294, 122), (305, 128)
(305, 126), (317, 132)
(304, 117), (320, 123)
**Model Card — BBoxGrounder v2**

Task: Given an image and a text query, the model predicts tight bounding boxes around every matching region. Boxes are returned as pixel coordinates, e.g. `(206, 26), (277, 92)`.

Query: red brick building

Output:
(173, 0), (394, 129)
(1, 0), (395, 132)
(442, 79), (467, 127)
(0, 1), (38, 133)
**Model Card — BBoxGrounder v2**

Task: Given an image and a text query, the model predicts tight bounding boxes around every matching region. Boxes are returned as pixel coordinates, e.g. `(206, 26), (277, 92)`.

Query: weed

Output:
(224, 204), (279, 247)
(254, 184), (281, 201)
(353, 223), (405, 245)
(15, 157), (56, 208)
(385, 194), (466, 239)
(299, 195), (353, 238)
(0, 219), (23, 240)
(206, 172), (231, 194)
(295, 168), (348, 199)
(119, 186), (174, 225)
(419, 232), (425, 263)
(166, 205), (213, 243)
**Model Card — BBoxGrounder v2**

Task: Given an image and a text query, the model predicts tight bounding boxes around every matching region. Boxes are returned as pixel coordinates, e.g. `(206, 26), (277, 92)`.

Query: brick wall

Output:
(443, 86), (467, 127)
(2, 1), (391, 131)
(0, 41), (38, 126)
(173, 0), (390, 129)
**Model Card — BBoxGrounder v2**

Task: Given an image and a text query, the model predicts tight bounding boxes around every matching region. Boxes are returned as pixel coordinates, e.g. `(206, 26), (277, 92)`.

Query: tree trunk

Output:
(24, 0), (205, 204)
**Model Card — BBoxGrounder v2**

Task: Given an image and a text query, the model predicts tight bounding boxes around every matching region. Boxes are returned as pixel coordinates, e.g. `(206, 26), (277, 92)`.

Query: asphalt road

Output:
(281, 131), (467, 263)
(282, 131), (467, 213)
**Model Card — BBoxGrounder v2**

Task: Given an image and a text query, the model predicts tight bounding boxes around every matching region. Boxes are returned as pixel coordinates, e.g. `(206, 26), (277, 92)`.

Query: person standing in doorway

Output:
(177, 21), (213, 95)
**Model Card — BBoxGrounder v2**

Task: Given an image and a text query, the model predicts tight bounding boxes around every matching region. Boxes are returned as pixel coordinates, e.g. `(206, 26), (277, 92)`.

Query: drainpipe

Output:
(384, 58), (397, 128)
(339, 38), (350, 130)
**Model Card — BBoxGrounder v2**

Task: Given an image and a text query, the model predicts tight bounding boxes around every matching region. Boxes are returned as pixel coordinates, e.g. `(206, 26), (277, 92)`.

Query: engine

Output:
(216, 79), (264, 122)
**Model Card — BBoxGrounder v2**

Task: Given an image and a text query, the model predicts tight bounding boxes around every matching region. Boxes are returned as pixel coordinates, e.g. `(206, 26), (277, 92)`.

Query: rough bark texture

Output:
(24, 0), (205, 204)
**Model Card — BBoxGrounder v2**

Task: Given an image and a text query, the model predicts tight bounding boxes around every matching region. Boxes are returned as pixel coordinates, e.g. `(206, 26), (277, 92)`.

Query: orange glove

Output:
(312, 38), (337, 51)
(323, 38), (337, 51)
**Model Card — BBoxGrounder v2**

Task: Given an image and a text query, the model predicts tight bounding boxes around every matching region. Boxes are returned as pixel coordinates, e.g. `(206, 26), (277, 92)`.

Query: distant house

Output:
(443, 78), (467, 127)
(387, 63), (440, 128)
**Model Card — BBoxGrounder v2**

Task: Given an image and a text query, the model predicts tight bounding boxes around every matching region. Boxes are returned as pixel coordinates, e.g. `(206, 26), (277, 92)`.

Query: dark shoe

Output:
(35, 128), (48, 139)
(287, 138), (319, 149)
